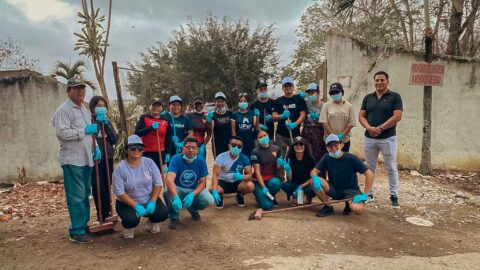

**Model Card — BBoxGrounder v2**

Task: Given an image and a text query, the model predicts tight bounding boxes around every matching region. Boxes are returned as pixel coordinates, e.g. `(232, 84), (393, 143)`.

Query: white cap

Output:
(214, 92), (226, 100)
(169, 95), (182, 104)
(127, 135), (144, 146)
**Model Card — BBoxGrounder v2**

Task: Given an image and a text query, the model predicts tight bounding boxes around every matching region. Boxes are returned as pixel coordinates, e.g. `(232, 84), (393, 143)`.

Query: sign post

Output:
(409, 63), (445, 86)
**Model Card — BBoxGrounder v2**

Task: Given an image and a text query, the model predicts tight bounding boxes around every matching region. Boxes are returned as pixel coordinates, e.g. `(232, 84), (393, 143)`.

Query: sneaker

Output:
(69, 234), (93, 244)
(215, 194), (224, 209)
(169, 219), (180, 229)
(146, 221), (160, 234)
(235, 192), (245, 207)
(343, 202), (351, 215)
(273, 198), (279, 208)
(315, 205), (334, 217)
(366, 194), (375, 203)
(123, 228), (134, 239)
(191, 212), (201, 221)
(390, 195), (400, 209)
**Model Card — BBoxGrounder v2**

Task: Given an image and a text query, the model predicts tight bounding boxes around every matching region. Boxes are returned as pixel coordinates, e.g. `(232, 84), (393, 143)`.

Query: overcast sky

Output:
(0, 0), (316, 99)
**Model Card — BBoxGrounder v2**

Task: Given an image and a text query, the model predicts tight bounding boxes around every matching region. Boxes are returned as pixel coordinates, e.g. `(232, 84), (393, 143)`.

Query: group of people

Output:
(52, 70), (403, 243)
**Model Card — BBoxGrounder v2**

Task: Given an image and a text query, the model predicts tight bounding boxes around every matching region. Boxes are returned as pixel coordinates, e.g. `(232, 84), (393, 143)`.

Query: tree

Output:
(52, 60), (95, 89)
(74, 0), (112, 101)
(0, 37), (40, 71)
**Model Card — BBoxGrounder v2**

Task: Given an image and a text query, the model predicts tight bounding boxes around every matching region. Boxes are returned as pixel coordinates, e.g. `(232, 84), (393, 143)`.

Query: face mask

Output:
(330, 93), (342, 101)
(182, 154), (197, 162)
(195, 107), (204, 114)
(229, 146), (242, 156)
(258, 92), (268, 99)
(217, 107), (226, 113)
(238, 102), (248, 110)
(308, 95), (317, 102)
(258, 136), (269, 146)
(328, 149), (342, 159)
(94, 107), (107, 116)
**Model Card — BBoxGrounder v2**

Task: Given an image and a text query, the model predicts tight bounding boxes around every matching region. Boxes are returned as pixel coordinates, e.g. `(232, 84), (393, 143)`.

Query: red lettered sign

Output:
(409, 63), (445, 86)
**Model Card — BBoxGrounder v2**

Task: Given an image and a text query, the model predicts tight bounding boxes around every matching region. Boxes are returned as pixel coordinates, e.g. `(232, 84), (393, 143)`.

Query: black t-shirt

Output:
(273, 95), (308, 137)
(314, 152), (367, 190)
(250, 99), (276, 139)
(290, 155), (315, 184)
(360, 90), (403, 139)
(213, 110), (233, 156)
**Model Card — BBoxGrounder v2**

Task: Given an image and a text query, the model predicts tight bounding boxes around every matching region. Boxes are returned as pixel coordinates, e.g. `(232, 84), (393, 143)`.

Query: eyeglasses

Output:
(294, 143), (305, 147)
(230, 144), (243, 148)
(128, 145), (144, 152)
(184, 145), (198, 150)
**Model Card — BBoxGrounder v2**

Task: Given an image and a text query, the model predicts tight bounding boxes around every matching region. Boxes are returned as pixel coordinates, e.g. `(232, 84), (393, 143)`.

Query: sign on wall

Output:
(409, 63), (445, 86)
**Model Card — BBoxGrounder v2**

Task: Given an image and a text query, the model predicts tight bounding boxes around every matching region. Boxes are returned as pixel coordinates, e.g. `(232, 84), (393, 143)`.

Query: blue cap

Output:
(127, 135), (144, 146)
(325, 134), (340, 145)
(282, 76), (294, 85)
(306, 83), (318, 92)
(169, 95), (182, 104)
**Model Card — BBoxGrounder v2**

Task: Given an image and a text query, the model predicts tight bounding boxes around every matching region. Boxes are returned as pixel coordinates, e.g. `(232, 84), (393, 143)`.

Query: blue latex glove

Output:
(276, 158), (286, 167)
(254, 109), (260, 117)
(233, 172), (244, 181)
(261, 186), (269, 196)
(164, 154), (171, 163)
(286, 122), (297, 130)
(146, 200), (156, 215)
(265, 114), (272, 122)
(352, 193), (368, 204)
(92, 145), (101, 161)
(171, 195), (182, 212)
(293, 186), (303, 197)
(163, 164), (169, 174)
(152, 122), (159, 130)
(281, 110), (291, 120)
(134, 204), (147, 217)
(96, 114), (108, 125)
(172, 135), (179, 143)
(309, 111), (319, 121)
(206, 111), (214, 123)
(175, 142), (184, 149)
(298, 91), (306, 98)
(337, 133), (344, 141)
(182, 192), (195, 208)
(211, 189), (221, 205)
(198, 144), (206, 157)
(85, 124), (98, 135)
(259, 124), (268, 131)
(312, 175), (322, 192)
(284, 163), (292, 175)
(161, 111), (169, 117)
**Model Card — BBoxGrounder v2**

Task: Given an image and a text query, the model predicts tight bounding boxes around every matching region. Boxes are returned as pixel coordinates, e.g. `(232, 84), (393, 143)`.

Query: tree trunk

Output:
(446, 0), (464, 55)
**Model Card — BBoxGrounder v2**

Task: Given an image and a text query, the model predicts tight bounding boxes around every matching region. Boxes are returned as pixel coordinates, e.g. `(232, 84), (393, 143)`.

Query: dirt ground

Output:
(1, 165), (480, 269)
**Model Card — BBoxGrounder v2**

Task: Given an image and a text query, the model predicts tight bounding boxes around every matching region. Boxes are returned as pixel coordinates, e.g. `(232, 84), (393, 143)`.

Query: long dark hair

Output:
(287, 138), (315, 164)
(88, 95), (109, 113)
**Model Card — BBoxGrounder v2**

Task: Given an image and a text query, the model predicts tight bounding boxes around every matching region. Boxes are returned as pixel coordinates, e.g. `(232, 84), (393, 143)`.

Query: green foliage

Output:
(51, 60), (95, 89)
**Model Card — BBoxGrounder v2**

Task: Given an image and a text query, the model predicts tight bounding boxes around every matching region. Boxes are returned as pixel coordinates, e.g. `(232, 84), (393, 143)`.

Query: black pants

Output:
(143, 151), (168, 171)
(342, 141), (351, 152)
(115, 199), (169, 229)
(91, 158), (113, 222)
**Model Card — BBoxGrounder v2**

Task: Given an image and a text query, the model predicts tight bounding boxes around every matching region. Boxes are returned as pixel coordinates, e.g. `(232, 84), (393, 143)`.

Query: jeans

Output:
(116, 198), (169, 229)
(364, 136), (399, 196)
(253, 177), (283, 210)
(163, 186), (214, 220)
(62, 165), (93, 236)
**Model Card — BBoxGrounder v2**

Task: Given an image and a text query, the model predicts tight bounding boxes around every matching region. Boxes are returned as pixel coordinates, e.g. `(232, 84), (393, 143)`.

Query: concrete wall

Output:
(0, 71), (65, 183)
(327, 33), (480, 171)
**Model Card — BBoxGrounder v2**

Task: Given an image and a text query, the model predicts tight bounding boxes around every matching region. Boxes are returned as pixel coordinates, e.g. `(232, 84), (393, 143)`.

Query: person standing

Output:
(207, 92), (233, 158)
(320, 82), (356, 152)
(168, 95), (193, 155)
(301, 83), (326, 163)
(52, 79), (100, 244)
(186, 97), (211, 158)
(359, 71), (403, 208)
(231, 93), (257, 156)
(250, 80), (275, 139)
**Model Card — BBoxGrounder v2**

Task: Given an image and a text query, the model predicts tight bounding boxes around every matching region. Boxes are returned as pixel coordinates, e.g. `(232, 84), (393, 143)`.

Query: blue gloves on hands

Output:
(265, 114), (272, 122)
(175, 142), (184, 149)
(309, 111), (319, 121)
(134, 203), (147, 217)
(233, 172), (244, 181)
(286, 122), (297, 130)
(259, 124), (268, 131)
(146, 200), (156, 215)
(96, 114), (108, 125)
(254, 109), (260, 117)
(198, 144), (206, 157)
(152, 122), (159, 130)
(160, 111), (169, 117)
(172, 136), (179, 143)
(164, 153), (171, 163)
(163, 164), (169, 174)
(277, 158), (286, 167)
(182, 192), (195, 208)
(171, 194), (182, 212)
(352, 193), (368, 204)
(293, 186), (303, 197)
(261, 186), (269, 196)
(298, 91), (306, 98)
(337, 133), (344, 140)
(312, 175), (322, 192)
(211, 189), (221, 205)
(85, 124), (98, 135)
(281, 110), (291, 120)
(92, 145), (101, 161)
(206, 111), (214, 123)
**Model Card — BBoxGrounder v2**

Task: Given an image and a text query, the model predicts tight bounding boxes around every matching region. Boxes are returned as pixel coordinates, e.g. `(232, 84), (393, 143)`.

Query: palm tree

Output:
(52, 60), (95, 89)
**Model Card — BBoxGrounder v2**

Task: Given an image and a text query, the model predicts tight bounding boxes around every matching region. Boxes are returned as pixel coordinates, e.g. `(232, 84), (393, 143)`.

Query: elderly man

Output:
(52, 79), (101, 244)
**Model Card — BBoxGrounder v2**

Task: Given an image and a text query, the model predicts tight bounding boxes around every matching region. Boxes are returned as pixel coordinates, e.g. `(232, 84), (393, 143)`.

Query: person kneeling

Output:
(210, 136), (254, 209)
(163, 137), (214, 229)
(112, 135), (169, 239)
(310, 134), (373, 217)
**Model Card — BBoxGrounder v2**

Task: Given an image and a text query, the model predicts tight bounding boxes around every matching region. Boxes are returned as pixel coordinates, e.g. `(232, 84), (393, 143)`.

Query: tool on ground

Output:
(156, 129), (167, 179)
(248, 198), (351, 220)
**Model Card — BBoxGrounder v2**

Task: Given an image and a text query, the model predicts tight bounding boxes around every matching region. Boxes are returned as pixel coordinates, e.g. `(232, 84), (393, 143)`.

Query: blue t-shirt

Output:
(214, 151), (251, 183)
(170, 114), (192, 142)
(231, 110), (256, 155)
(168, 154), (208, 189)
(314, 152), (367, 190)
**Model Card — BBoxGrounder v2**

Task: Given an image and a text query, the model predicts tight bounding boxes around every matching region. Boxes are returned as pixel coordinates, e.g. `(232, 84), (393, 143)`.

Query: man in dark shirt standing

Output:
(359, 71), (403, 208)
(250, 80), (275, 139)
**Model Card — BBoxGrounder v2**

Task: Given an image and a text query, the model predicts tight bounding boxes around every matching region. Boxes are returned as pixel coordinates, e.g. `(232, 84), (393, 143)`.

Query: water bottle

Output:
(266, 191), (274, 201)
(297, 189), (304, 205)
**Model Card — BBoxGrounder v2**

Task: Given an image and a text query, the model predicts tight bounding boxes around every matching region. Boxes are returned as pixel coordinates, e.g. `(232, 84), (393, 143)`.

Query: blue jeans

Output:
(163, 186), (214, 220)
(62, 165), (93, 236)
(282, 181), (315, 200)
(253, 177), (282, 210)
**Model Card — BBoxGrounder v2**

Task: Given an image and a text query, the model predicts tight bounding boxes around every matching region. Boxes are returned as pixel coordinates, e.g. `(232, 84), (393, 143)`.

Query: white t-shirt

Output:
(214, 151), (251, 183)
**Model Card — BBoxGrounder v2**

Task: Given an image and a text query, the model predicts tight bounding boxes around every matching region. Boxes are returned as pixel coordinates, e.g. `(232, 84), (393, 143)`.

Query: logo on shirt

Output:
(235, 165), (244, 172)
(143, 170), (152, 181)
(287, 104), (296, 109)
(179, 170), (197, 187)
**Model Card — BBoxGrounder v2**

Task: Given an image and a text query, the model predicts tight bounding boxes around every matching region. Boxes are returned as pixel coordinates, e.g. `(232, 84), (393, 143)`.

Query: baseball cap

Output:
(256, 80), (268, 88)
(193, 96), (204, 104)
(66, 78), (86, 88)
(214, 92), (226, 100)
(325, 134), (340, 145)
(306, 83), (319, 92)
(329, 82), (343, 93)
(151, 97), (162, 106)
(127, 135), (144, 146)
(282, 76), (294, 86)
(169, 95), (182, 104)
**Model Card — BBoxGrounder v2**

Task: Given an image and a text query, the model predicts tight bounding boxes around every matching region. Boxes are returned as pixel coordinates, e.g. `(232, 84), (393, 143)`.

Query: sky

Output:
(0, 0), (317, 99)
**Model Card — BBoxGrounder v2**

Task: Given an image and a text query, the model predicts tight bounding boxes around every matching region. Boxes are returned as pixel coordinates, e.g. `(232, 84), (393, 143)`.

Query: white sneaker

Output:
(123, 228), (134, 239)
(147, 221), (160, 234)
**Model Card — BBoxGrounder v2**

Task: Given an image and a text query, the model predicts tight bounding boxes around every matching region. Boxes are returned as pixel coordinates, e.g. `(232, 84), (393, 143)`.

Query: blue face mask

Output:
(308, 95), (317, 102)
(95, 107), (107, 116)
(229, 146), (242, 156)
(330, 93), (343, 101)
(328, 149), (342, 159)
(258, 136), (269, 146)
(258, 92), (268, 99)
(182, 154), (197, 162)
(217, 107), (226, 113)
(238, 102), (248, 110)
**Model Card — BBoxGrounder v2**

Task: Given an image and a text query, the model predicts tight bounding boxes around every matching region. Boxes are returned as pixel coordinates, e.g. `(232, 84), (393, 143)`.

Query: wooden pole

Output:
(112, 61), (128, 136)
